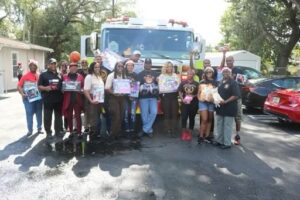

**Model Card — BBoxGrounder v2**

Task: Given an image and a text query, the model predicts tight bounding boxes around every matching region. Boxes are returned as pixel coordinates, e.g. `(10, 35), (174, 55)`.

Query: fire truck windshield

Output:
(102, 28), (194, 60)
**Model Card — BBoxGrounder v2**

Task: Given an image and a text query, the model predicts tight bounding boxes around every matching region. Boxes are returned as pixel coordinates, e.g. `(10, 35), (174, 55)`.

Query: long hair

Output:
(161, 61), (174, 74)
(88, 61), (98, 74)
(203, 67), (215, 81)
(113, 61), (125, 79)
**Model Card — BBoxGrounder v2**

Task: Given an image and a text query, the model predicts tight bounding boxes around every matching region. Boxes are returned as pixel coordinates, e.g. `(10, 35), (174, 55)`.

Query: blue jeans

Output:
(23, 98), (42, 133)
(139, 98), (157, 134)
(124, 98), (137, 130)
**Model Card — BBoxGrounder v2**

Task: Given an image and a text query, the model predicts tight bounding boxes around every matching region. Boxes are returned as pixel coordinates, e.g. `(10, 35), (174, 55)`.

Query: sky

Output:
(135, 0), (229, 46)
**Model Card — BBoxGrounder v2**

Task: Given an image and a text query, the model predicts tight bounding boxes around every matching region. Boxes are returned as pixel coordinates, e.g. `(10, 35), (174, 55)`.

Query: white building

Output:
(205, 50), (261, 71)
(0, 37), (53, 93)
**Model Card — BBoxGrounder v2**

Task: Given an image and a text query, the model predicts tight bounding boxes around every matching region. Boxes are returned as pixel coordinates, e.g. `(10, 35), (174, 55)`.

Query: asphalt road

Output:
(0, 92), (300, 200)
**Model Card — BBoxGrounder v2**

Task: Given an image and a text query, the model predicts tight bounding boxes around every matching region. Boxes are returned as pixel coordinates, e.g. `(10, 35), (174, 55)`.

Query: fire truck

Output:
(80, 17), (206, 72)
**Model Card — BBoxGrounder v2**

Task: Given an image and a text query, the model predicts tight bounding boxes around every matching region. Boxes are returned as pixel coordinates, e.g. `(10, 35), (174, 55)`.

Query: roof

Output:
(0, 36), (53, 52)
(205, 50), (261, 60)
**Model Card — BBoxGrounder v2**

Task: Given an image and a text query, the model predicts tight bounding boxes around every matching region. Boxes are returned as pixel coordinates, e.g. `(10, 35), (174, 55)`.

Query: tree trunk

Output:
(276, 52), (290, 75)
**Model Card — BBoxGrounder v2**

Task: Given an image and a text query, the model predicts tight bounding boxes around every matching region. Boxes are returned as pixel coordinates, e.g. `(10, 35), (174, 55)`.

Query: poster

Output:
(23, 81), (41, 102)
(236, 73), (247, 85)
(113, 79), (131, 94)
(62, 81), (81, 92)
(133, 62), (144, 74)
(102, 49), (124, 71)
(158, 76), (180, 93)
(130, 81), (140, 98)
(92, 85), (104, 103)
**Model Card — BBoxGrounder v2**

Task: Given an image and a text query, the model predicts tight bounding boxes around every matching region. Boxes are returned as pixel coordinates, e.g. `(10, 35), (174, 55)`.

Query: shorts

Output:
(235, 99), (243, 122)
(198, 101), (215, 112)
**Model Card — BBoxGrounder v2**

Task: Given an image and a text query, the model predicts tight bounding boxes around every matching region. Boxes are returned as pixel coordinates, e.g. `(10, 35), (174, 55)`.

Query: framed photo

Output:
(92, 85), (104, 103)
(113, 79), (131, 94)
(62, 81), (81, 92)
(24, 82), (41, 102)
(159, 76), (180, 93)
(130, 81), (140, 98)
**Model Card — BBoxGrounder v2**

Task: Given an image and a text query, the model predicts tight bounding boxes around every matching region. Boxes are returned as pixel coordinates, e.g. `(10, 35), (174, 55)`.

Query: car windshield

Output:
(271, 78), (300, 90)
(240, 67), (263, 79)
(102, 28), (193, 60)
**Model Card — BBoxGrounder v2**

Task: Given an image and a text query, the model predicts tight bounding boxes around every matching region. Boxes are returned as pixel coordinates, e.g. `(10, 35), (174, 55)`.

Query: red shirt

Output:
(18, 72), (39, 87)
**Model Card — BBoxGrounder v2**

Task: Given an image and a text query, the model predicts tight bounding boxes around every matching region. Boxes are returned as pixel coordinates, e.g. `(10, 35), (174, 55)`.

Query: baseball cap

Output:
(133, 50), (141, 55)
(144, 58), (152, 64)
(48, 58), (57, 64)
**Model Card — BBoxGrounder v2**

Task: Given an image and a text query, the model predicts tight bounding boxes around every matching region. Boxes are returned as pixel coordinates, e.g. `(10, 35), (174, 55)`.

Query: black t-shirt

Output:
(178, 80), (199, 99)
(216, 79), (240, 117)
(138, 70), (159, 99)
(38, 70), (63, 104)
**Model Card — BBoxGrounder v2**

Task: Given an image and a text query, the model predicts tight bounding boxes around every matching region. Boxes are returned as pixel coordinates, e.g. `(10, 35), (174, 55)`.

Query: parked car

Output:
(242, 77), (300, 110)
(264, 87), (300, 123)
(209, 66), (263, 81)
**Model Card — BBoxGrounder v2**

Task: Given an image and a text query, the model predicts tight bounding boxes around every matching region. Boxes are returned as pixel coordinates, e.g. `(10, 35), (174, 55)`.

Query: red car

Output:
(264, 88), (300, 123)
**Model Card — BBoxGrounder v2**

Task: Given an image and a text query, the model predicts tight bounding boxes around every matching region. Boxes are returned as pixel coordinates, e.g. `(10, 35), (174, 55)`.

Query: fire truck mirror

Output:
(90, 32), (99, 51)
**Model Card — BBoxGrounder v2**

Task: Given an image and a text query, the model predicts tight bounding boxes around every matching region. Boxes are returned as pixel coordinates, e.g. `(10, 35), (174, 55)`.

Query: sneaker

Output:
(220, 144), (231, 149)
(204, 138), (211, 144)
(197, 136), (204, 144)
(46, 134), (53, 140)
(125, 129), (130, 133)
(234, 134), (241, 145)
(212, 141), (222, 146)
(147, 133), (154, 138)
(37, 129), (44, 134)
(26, 132), (33, 137)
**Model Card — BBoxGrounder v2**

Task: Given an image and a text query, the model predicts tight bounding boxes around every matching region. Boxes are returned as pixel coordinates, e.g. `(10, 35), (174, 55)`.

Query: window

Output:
(12, 52), (18, 78)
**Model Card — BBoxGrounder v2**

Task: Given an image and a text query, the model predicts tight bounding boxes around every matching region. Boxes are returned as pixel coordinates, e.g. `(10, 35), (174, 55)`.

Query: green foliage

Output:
(0, 0), (136, 61)
(221, 0), (300, 74)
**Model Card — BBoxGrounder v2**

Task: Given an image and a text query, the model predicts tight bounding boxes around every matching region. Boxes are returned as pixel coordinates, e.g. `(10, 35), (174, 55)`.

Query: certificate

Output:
(62, 81), (81, 92)
(24, 82), (41, 102)
(130, 81), (140, 98)
(133, 62), (144, 74)
(113, 79), (131, 94)
(159, 76), (179, 93)
(92, 85), (104, 103)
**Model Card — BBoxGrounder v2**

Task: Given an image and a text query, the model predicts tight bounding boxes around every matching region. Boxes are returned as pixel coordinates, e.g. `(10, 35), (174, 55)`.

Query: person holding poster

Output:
(158, 61), (180, 137)
(17, 59), (43, 136)
(123, 60), (138, 133)
(105, 61), (127, 139)
(38, 58), (63, 139)
(138, 58), (159, 138)
(62, 63), (84, 139)
(197, 67), (218, 144)
(83, 62), (105, 139)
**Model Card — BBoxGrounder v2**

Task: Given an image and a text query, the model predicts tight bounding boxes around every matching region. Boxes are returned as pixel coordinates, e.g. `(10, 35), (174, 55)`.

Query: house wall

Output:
(0, 47), (48, 92)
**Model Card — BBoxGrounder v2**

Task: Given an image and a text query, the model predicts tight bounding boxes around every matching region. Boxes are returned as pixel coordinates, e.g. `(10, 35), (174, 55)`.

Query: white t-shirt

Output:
(84, 74), (104, 93)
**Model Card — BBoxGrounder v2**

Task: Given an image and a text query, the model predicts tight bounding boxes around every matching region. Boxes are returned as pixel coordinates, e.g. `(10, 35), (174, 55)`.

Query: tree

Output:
(221, 0), (300, 74)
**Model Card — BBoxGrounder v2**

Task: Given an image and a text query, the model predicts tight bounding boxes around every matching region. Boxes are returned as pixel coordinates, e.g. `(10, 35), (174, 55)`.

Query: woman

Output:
(62, 63), (84, 138)
(105, 61), (127, 139)
(158, 61), (180, 137)
(124, 60), (138, 133)
(214, 67), (239, 149)
(17, 59), (43, 136)
(178, 69), (199, 138)
(197, 67), (218, 144)
(83, 62), (105, 139)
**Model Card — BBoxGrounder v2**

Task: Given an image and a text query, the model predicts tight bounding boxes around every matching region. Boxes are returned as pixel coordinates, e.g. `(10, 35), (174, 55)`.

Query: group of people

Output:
(18, 49), (242, 149)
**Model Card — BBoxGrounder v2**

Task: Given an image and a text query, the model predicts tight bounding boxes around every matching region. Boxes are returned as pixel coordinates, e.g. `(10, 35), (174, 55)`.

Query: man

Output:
(78, 58), (89, 133)
(138, 58), (159, 137)
(17, 59), (43, 136)
(223, 53), (243, 145)
(38, 58), (63, 139)
(78, 58), (89, 78)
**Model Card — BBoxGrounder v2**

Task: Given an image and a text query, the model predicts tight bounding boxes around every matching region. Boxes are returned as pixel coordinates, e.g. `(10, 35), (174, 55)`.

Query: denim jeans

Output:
(214, 115), (234, 146)
(139, 98), (157, 134)
(124, 98), (137, 131)
(23, 98), (42, 133)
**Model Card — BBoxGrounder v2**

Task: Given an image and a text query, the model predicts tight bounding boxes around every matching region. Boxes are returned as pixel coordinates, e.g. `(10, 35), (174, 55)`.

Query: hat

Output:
(125, 60), (135, 67)
(221, 67), (232, 73)
(28, 59), (38, 66)
(48, 58), (57, 64)
(144, 58), (152, 64)
(204, 66), (214, 73)
(133, 50), (141, 55)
